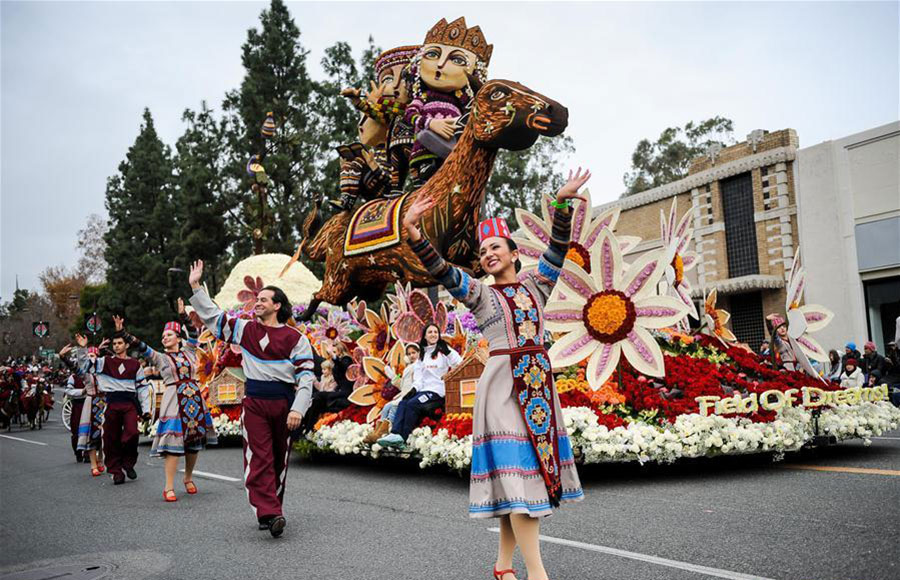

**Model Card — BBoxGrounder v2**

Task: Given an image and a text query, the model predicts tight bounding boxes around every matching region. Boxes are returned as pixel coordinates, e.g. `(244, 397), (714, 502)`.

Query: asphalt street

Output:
(1, 418), (898, 580)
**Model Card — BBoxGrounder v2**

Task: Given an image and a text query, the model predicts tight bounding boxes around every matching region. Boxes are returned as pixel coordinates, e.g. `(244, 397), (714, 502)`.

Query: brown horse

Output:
(298, 79), (568, 320)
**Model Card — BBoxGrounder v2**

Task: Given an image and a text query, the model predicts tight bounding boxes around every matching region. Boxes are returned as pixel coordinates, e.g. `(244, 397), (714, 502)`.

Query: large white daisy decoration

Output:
(514, 192), (641, 279)
(784, 249), (833, 363)
(544, 229), (690, 389)
(658, 198), (699, 321)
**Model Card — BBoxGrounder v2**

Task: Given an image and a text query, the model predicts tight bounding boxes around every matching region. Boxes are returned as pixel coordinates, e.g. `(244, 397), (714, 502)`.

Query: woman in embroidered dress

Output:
(114, 301), (217, 502)
(70, 336), (107, 477)
(402, 169), (590, 580)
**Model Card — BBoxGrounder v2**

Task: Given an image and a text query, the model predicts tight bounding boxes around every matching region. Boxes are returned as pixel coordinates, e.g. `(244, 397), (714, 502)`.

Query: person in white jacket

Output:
(840, 359), (864, 389)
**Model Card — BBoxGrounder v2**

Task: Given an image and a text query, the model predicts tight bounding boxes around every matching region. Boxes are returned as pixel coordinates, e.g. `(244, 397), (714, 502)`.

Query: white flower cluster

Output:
(302, 402), (900, 469)
(308, 420), (373, 456)
(406, 426), (473, 470)
(212, 414), (243, 437)
(818, 401), (900, 444)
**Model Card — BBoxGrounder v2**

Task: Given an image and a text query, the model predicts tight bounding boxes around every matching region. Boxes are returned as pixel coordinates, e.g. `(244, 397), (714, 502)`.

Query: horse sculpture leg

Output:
(298, 297), (324, 323)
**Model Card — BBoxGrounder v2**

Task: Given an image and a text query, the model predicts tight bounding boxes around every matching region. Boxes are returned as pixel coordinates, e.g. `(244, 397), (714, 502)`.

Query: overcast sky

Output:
(2, 0), (897, 300)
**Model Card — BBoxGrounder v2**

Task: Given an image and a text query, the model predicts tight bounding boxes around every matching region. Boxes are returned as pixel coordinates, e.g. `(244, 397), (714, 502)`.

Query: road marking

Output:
(0, 434), (49, 446)
(179, 469), (241, 482)
(487, 528), (774, 580)
(781, 464), (900, 476)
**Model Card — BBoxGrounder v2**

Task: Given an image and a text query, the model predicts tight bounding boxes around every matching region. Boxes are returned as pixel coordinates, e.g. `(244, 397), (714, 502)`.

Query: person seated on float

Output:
(328, 112), (391, 212)
(364, 342), (421, 445)
(377, 324), (462, 449)
(826, 350), (843, 383)
(299, 340), (355, 433)
(342, 45), (419, 197)
(840, 359), (864, 389)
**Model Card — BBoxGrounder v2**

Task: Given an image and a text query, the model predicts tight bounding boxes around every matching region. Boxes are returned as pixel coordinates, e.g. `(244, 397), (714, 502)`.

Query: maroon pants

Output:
(241, 397), (292, 520)
(69, 399), (85, 457)
(103, 401), (139, 477)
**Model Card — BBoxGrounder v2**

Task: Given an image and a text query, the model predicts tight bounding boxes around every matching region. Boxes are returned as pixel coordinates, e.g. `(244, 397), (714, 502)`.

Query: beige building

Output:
(600, 129), (804, 350)
(797, 121), (900, 352)
(599, 123), (900, 354)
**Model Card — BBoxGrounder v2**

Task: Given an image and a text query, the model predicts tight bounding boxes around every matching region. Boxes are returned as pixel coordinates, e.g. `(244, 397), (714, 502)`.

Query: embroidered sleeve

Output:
(407, 236), (486, 310)
(404, 98), (427, 134)
(356, 96), (407, 125)
(361, 165), (391, 198)
(134, 366), (152, 415)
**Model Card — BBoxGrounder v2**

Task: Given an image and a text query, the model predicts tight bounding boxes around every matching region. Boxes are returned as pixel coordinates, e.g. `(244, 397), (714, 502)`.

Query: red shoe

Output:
(91, 468), (102, 477)
(493, 568), (516, 580)
(184, 480), (197, 495)
(163, 490), (177, 502)
(97, 465), (105, 473)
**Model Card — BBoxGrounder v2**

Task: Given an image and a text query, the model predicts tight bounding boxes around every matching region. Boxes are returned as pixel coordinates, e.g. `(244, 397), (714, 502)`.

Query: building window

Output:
(863, 276), (900, 352)
(728, 292), (765, 348)
(720, 172), (759, 277)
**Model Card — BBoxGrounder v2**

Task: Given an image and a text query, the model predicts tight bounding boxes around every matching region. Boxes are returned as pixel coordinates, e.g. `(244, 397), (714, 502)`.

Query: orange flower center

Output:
(325, 328), (338, 339)
(583, 290), (636, 343)
(565, 243), (592, 273)
(672, 253), (684, 285)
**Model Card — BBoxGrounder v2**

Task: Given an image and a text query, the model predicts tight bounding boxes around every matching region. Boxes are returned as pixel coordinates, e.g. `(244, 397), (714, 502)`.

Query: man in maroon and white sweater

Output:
(77, 333), (151, 485)
(188, 260), (314, 538)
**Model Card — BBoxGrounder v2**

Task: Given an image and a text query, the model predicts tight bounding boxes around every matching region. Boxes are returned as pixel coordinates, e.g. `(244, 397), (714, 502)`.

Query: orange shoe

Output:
(163, 490), (177, 502)
(184, 480), (197, 495)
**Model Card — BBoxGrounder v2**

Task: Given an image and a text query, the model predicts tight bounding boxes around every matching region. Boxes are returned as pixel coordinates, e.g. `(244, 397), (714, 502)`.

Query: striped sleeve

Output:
(407, 236), (485, 310)
(289, 334), (315, 417)
(536, 204), (573, 283)
(189, 288), (244, 345)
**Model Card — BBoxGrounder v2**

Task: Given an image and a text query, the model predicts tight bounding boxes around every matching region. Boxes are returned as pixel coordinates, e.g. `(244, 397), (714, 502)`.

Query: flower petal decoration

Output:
(658, 198), (699, 322)
(546, 229), (688, 390)
(515, 191), (643, 278)
(310, 310), (352, 349)
(783, 248), (833, 363)
(357, 304), (391, 359)
(703, 288), (737, 345)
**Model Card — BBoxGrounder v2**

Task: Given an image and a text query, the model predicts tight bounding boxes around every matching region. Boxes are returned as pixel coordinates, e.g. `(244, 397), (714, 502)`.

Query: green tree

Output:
(172, 102), (231, 295)
(484, 135), (575, 223)
(221, 0), (321, 258)
(623, 117), (735, 196)
(103, 109), (180, 340)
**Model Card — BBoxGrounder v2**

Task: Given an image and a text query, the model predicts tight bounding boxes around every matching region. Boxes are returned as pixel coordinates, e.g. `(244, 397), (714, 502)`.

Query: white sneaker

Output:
(377, 433), (405, 448)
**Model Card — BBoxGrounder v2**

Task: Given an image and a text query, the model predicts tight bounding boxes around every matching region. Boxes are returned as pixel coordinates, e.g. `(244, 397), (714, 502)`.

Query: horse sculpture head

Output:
(470, 79), (569, 151)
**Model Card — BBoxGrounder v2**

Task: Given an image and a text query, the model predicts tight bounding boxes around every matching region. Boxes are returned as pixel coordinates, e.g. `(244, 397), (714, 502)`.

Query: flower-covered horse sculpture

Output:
(297, 78), (568, 320)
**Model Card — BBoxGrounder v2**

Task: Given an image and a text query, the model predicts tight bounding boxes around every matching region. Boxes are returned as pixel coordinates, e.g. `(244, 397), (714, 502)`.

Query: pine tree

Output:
(221, 0), (321, 257)
(173, 102), (230, 295)
(103, 109), (179, 340)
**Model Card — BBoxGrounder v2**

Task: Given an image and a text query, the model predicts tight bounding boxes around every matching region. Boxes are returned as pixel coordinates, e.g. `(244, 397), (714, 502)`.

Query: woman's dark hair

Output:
(505, 238), (522, 273)
(828, 349), (840, 364)
(419, 323), (450, 359)
(261, 285), (293, 324)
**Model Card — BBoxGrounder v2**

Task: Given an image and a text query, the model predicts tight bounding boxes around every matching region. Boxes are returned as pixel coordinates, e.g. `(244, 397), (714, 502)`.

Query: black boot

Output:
(125, 467), (137, 480)
(327, 193), (356, 212)
(269, 516), (286, 538)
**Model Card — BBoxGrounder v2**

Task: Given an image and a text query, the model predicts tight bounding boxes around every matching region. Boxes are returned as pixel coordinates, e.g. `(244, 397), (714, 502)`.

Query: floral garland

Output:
(307, 402), (900, 470)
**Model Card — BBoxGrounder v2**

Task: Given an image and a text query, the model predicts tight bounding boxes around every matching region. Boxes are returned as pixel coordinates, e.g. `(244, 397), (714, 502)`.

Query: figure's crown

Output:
(423, 17), (493, 66)
(375, 45), (420, 77)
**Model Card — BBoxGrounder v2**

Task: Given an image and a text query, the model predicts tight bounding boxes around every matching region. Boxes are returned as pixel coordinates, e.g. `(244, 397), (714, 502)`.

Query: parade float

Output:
(177, 16), (900, 467)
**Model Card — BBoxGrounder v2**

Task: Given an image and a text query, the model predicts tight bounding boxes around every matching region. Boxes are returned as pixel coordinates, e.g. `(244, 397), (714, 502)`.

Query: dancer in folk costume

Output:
(59, 344), (88, 462)
(188, 260), (314, 538)
(402, 169), (590, 580)
(113, 302), (217, 502)
(71, 337), (107, 476)
(77, 333), (152, 485)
